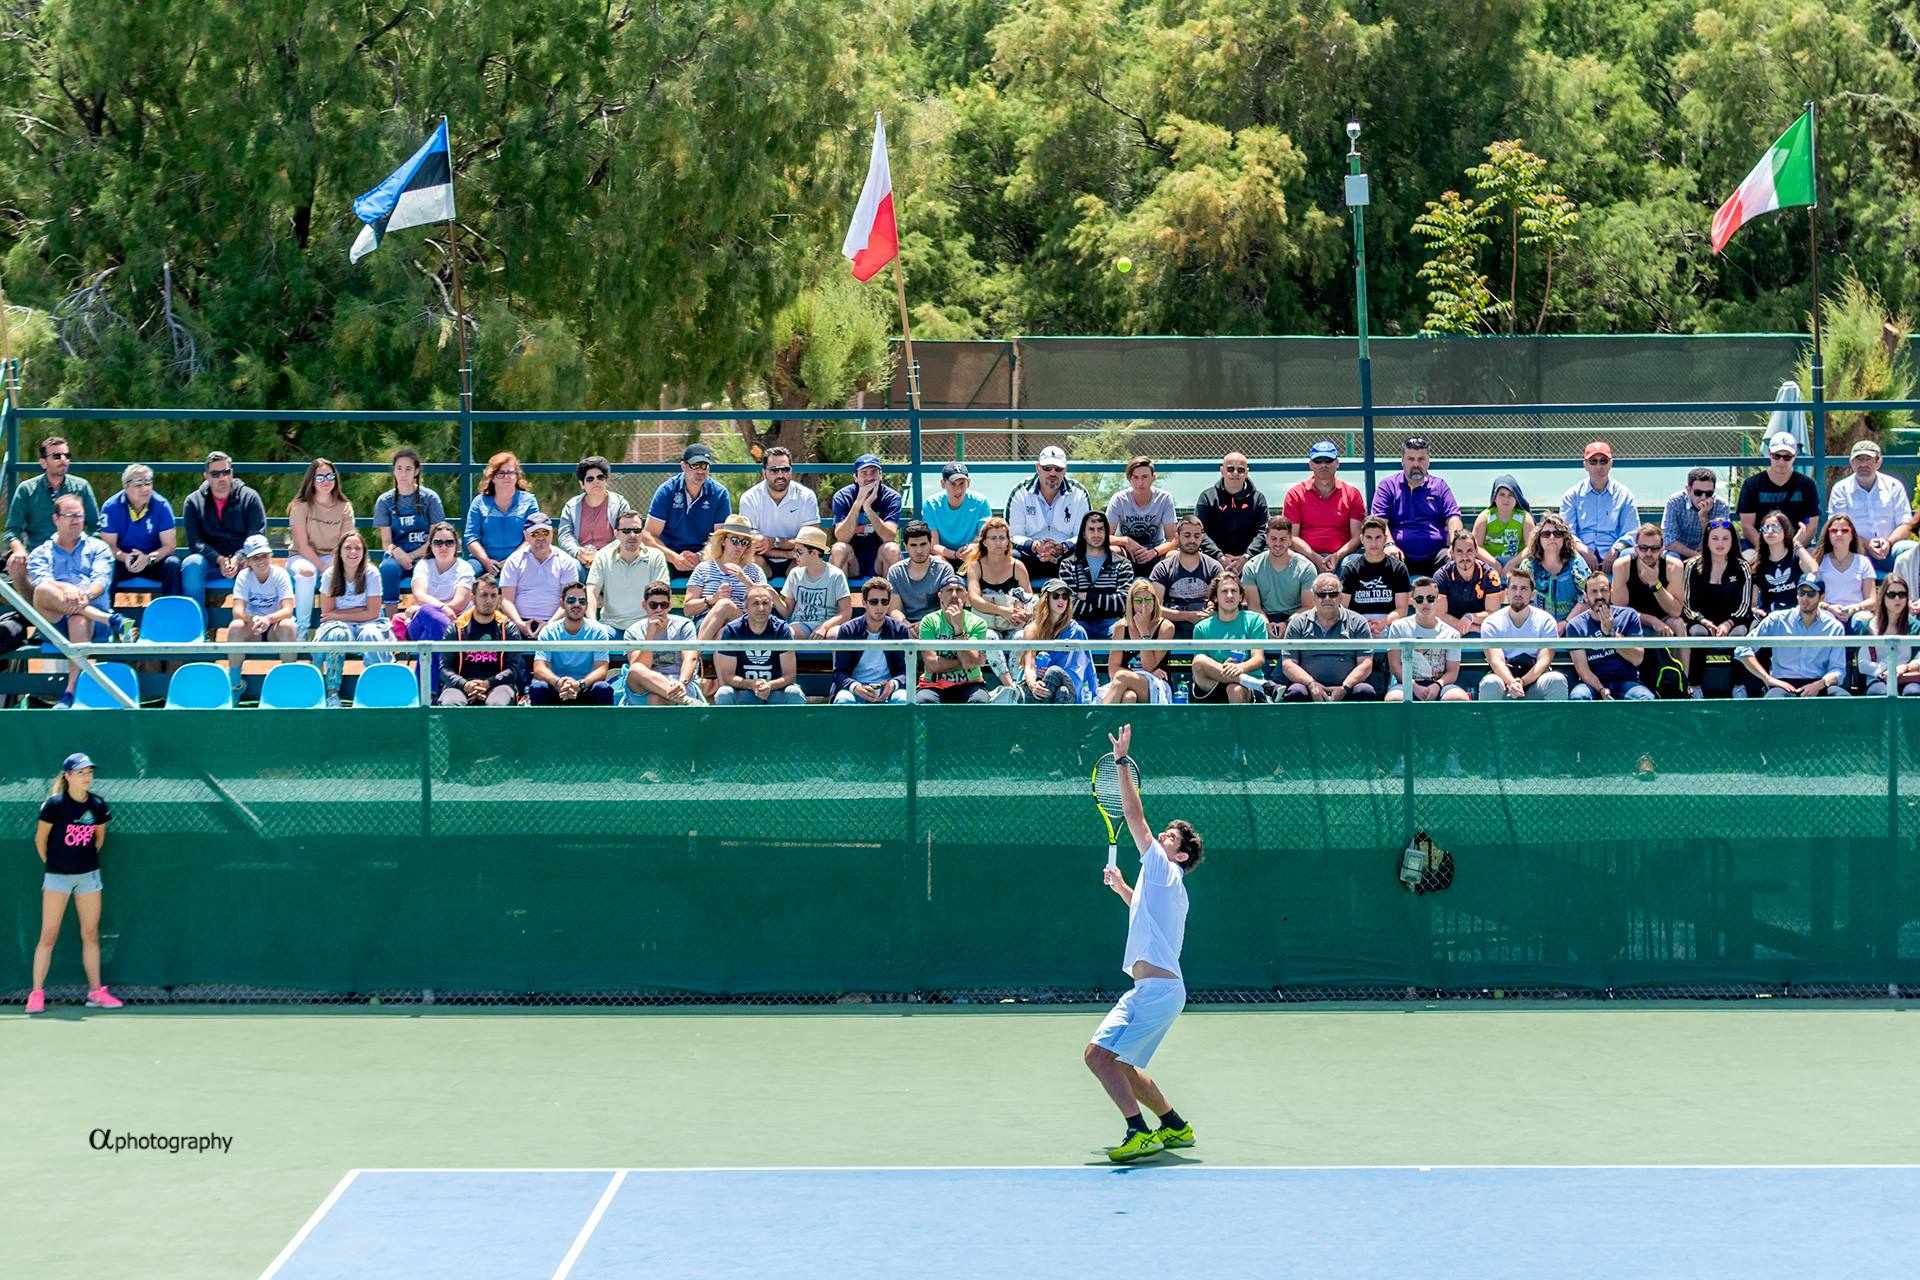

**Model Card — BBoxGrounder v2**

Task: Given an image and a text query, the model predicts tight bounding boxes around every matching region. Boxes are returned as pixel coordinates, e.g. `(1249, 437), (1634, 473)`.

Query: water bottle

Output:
(1172, 675), (1189, 704)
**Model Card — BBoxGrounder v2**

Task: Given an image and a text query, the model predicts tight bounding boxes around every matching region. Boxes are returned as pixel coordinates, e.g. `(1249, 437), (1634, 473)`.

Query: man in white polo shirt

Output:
(739, 446), (821, 580)
(1828, 439), (1916, 575)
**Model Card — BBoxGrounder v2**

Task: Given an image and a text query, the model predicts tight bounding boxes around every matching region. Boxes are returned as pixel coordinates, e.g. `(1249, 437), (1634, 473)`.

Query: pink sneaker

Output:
(24, 989), (45, 1014)
(85, 986), (124, 1009)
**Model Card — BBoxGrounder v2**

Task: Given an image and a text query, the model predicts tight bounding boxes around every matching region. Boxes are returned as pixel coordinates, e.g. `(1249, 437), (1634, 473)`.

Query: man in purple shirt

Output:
(1369, 436), (1463, 575)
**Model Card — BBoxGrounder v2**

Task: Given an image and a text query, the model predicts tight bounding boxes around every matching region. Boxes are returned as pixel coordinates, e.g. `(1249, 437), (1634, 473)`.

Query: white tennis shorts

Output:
(1090, 976), (1187, 1067)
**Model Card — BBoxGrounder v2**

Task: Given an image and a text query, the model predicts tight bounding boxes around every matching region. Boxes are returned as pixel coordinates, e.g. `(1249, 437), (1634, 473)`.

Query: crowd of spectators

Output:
(5, 427), (1917, 707)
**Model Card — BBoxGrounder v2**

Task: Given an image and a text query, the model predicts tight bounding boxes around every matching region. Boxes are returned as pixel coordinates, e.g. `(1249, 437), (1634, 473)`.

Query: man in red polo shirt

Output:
(1281, 440), (1365, 574)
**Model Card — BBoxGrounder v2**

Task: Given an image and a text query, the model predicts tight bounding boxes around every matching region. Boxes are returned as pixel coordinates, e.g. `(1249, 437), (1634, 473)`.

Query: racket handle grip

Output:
(1106, 845), (1118, 871)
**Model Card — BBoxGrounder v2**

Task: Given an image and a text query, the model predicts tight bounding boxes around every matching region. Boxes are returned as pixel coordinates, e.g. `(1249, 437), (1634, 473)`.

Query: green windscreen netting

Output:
(8, 702), (1917, 1004)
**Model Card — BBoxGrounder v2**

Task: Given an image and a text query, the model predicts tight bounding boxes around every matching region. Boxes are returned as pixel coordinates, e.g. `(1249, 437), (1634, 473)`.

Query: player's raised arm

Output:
(1106, 725), (1154, 852)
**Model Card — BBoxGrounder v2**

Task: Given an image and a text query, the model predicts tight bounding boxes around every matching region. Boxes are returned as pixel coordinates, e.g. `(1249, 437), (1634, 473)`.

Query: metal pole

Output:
(1805, 102), (1826, 510)
(1, 359), (16, 502)
(1346, 121), (1377, 498)
(893, 259), (923, 513)
(445, 118), (476, 515)
(0, 578), (138, 708)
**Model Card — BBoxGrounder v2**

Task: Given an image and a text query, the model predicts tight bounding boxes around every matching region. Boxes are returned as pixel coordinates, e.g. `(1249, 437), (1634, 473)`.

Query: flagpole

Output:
(1805, 100), (1826, 500)
(891, 257), (924, 512)
(444, 120), (473, 415)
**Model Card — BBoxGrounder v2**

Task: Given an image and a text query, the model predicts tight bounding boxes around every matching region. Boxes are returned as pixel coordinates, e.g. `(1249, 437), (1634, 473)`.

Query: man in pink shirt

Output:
(1281, 440), (1365, 574)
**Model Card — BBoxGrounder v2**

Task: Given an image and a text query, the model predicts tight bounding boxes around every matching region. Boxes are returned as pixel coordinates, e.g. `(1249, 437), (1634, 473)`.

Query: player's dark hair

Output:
(1167, 820), (1202, 870)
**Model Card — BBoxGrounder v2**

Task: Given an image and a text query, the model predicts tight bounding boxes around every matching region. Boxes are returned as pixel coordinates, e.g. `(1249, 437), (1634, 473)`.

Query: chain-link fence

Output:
(8, 699), (1917, 1007)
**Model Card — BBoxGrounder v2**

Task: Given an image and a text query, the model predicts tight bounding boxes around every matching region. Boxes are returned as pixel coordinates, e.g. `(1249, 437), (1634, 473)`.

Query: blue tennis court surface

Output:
(264, 1165), (1920, 1279)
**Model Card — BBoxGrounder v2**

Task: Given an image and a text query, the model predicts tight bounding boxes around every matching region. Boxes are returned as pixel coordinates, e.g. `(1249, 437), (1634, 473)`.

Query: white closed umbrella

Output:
(1768, 380), (1810, 454)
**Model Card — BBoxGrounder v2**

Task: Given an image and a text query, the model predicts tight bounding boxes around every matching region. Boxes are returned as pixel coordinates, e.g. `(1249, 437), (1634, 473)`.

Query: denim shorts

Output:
(44, 869), (103, 895)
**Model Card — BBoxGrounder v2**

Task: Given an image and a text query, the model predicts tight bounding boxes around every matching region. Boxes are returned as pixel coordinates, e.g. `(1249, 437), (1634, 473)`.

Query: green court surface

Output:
(6, 1005), (1918, 1279)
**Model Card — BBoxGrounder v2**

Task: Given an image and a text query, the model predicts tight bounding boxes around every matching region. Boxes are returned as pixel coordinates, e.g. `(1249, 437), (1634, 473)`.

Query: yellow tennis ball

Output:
(1114, 256), (1132, 274)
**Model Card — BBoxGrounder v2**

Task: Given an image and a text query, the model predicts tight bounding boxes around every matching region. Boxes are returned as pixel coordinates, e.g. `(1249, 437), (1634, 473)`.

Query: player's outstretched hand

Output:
(1108, 724), (1131, 758)
(1103, 866), (1127, 896)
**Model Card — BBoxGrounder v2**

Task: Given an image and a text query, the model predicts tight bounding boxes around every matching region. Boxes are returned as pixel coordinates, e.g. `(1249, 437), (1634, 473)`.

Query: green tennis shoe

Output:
(1106, 1129), (1164, 1163)
(1154, 1124), (1195, 1149)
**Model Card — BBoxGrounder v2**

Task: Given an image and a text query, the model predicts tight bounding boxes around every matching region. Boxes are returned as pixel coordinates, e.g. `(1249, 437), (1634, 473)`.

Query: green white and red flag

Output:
(1710, 108), (1816, 254)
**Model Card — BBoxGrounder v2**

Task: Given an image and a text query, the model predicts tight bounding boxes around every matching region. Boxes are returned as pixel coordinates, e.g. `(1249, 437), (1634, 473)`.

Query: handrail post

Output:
(1359, 355), (1377, 502)
(907, 399), (924, 515)
(457, 399), (475, 517)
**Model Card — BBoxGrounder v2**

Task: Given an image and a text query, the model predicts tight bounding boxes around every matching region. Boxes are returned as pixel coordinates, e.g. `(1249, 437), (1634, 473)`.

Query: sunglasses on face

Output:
(495, 468), (519, 478)
(314, 473), (335, 482)
(208, 468), (234, 478)
(1047, 590), (1072, 600)
(1587, 457), (1611, 465)
(1412, 594), (1438, 604)
(645, 598), (671, 610)
(685, 461), (710, 470)
(1886, 591), (1910, 600)
(1223, 465), (1248, 474)
(1313, 588), (1340, 598)
(1039, 465), (1065, 475)
(1310, 458), (1336, 466)
(1771, 453), (1794, 462)
(724, 536), (752, 547)
(1797, 587), (1822, 597)
(1637, 543), (1662, 552)
(865, 595), (891, 606)
(431, 539), (457, 547)
(619, 527), (643, 536)
(46, 452), (70, 461)
(1541, 530), (1565, 538)
(564, 596), (588, 606)
(767, 466), (793, 475)
(1692, 488), (1715, 498)
(584, 473), (607, 483)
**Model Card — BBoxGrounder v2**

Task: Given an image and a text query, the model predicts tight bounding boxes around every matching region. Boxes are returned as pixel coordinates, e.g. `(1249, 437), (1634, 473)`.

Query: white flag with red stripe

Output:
(842, 114), (898, 282)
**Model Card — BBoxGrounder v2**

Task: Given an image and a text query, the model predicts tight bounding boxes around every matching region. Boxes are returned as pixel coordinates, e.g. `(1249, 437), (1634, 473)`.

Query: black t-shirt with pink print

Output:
(39, 791), (110, 876)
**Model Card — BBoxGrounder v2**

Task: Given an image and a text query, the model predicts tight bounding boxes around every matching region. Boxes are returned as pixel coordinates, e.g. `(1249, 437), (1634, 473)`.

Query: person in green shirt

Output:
(1189, 574), (1272, 703)
(6, 435), (99, 595)
(1240, 516), (1318, 637)
(916, 578), (996, 704)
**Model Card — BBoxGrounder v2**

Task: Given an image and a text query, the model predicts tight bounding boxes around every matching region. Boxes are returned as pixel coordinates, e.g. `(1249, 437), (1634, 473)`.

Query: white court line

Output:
(550, 1169), (627, 1280)
(259, 1168), (361, 1280)
(354, 1162), (1920, 1174)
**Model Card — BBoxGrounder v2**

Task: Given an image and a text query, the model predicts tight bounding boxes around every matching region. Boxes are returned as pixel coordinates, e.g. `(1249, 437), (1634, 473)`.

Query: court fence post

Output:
(457, 401), (475, 517)
(417, 642), (434, 841)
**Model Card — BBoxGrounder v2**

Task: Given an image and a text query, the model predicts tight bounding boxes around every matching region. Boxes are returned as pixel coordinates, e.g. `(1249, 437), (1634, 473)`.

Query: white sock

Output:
(1238, 673), (1267, 693)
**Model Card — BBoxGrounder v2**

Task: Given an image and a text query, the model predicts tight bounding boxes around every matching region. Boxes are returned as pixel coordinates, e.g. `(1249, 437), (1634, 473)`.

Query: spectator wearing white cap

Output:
(922, 461), (992, 568)
(1828, 438), (1915, 574)
(221, 533), (296, 696)
(1282, 440), (1366, 574)
(830, 453), (903, 582)
(1006, 445), (1090, 579)
(738, 446), (820, 580)
(1737, 431), (1821, 551)
(498, 512), (580, 634)
(1559, 440), (1639, 571)
(645, 441), (733, 572)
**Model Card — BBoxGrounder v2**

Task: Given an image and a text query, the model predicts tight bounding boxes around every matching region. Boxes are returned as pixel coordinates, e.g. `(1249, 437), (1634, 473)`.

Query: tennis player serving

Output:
(1085, 724), (1202, 1162)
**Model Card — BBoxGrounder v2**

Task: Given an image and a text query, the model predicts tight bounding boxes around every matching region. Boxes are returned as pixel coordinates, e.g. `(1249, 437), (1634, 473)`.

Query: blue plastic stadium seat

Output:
(73, 661), (140, 709)
(351, 661), (419, 708)
(257, 662), (326, 710)
(138, 595), (207, 645)
(164, 661), (234, 709)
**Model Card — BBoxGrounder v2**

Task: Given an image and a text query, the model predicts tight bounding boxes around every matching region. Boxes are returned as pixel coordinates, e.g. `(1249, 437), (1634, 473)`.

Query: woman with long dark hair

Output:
(25, 753), (121, 1014)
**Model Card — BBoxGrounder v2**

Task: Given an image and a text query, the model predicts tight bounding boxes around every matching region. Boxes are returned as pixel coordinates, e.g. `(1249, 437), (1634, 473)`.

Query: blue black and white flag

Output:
(350, 119), (455, 263)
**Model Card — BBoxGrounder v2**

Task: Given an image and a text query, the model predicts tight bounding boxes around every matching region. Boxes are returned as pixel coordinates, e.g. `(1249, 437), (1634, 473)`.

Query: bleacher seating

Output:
(258, 662), (326, 709)
(351, 661), (420, 708)
(164, 662), (234, 710)
(72, 661), (139, 709)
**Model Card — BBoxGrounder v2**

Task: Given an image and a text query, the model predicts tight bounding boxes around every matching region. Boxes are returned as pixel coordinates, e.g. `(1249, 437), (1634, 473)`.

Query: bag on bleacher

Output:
(1642, 649), (1688, 699)
(0, 610), (26, 658)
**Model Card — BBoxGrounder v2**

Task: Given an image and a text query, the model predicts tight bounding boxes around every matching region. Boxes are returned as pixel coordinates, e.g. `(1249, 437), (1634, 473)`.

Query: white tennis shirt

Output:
(1121, 829), (1188, 980)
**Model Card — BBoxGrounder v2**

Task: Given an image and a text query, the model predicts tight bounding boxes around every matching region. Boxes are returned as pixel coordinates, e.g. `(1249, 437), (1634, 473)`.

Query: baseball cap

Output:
(941, 461), (969, 481)
(1307, 440), (1339, 461)
(240, 534), (273, 559)
(853, 453), (884, 472)
(1037, 446), (1068, 468)
(1851, 439), (1882, 459)
(681, 442), (715, 464)
(1037, 577), (1070, 595)
(526, 512), (554, 533)
(1583, 440), (1613, 462)
(61, 752), (94, 773)
(1767, 431), (1799, 458)
(1797, 572), (1825, 591)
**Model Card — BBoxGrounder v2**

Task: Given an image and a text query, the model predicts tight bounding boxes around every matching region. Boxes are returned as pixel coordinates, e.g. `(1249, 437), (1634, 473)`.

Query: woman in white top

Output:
(399, 520), (476, 648)
(1852, 578), (1920, 696)
(1815, 514), (1876, 621)
(313, 532), (396, 705)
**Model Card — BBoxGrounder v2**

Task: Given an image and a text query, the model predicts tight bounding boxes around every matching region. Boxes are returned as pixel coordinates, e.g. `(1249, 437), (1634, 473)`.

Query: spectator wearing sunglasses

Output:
(6, 435), (98, 598)
(1734, 574), (1849, 697)
(372, 447), (447, 608)
(1852, 579), (1920, 696)
(684, 515), (770, 636)
(498, 513), (580, 634)
(98, 463), (183, 596)
(529, 586), (617, 705)
(776, 526), (852, 638)
(587, 511), (669, 631)
(1430, 529), (1505, 637)
(558, 455), (634, 571)
(1278, 573), (1379, 702)
(645, 442), (733, 574)
(1512, 514), (1589, 626)
(739, 446), (822, 579)
(402, 520), (476, 639)
(1661, 467), (1732, 560)
(619, 581), (704, 706)
(1282, 441), (1366, 573)
(180, 451), (268, 611)
(1558, 440), (1639, 571)
(1736, 431), (1821, 552)
(1383, 579), (1468, 702)
(1194, 452), (1268, 575)
(1005, 446), (1089, 578)
(831, 580), (912, 704)
(286, 457), (356, 639)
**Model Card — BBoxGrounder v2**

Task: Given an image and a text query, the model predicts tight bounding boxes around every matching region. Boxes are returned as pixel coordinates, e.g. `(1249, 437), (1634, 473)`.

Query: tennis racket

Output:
(1091, 752), (1140, 871)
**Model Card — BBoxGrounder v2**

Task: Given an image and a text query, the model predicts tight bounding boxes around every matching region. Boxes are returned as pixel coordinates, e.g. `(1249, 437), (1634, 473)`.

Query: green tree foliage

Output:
(1794, 273), (1915, 472)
